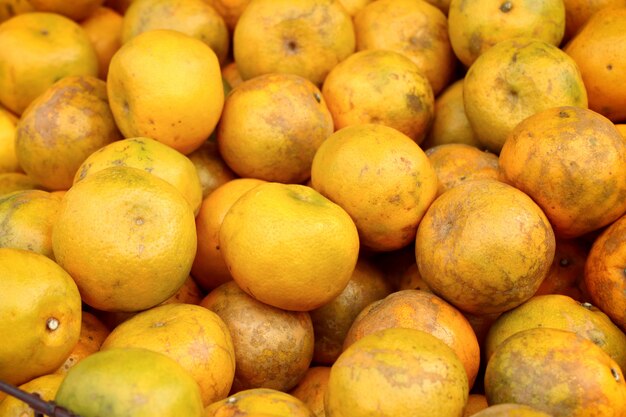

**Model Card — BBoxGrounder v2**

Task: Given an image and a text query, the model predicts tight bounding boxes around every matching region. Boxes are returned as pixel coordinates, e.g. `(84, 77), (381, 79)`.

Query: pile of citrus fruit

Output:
(0, 0), (625, 416)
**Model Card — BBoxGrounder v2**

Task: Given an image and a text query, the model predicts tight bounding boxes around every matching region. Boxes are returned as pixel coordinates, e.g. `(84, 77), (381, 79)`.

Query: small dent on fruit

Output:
(46, 317), (60, 331)
(135, 217), (144, 225)
(606, 64), (613, 71)
(558, 110), (569, 118)
(151, 321), (165, 328)
(500, 1), (513, 12)
(40, 29), (49, 36)
(611, 368), (620, 382)
(313, 92), (321, 103)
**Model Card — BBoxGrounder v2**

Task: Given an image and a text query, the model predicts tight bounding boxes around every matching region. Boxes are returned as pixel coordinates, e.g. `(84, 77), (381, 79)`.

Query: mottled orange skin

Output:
(464, 38), (588, 153)
(233, 0), (355, 86)
(425, 144), (499, 196)
(564, 8), (626, 122)
(448, 0), (565, 67)
(326, 328), (469, 417)
(192, 178), (265, 291)
(585, 213), (626, 332)
(562, 0), (626, 40)
(218, 73), (333, 184)
(0, 190), (60, 259)
(289, 367), (330, 417)
(343, 289), (481, 389)
(205, 388), (315, 417)
(187, 138), (237, 200)
(122, 0), (229, 64)
(201, 281), (314, 393)
(101, 303), (236, 405)
(499, 106), (626, 239)
(28, 0), (103, 21)
(485, 328), (626, 417)
(0, 173), (42, 195)
(311, 124), (438, 252)
(15, 76), (121, 191)
(472, 404), (553, 417)
(353, 0), (455, 95)
(80, 7), (122, 79)
(309, 258), (393, 365)
(422, 80), (480, 150)
(322, 49), (434, 144)
(615, 124), (626, 139)
(416, 180), (556, 315)
(0, 12), (98, 115)
(485, 294), (626, 370)
(55, 311), (109, 374)
(534, 238), (589, 301)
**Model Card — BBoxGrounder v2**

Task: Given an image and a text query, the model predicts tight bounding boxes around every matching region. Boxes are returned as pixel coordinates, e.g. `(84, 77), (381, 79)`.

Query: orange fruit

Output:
(15, 75), (121, 191)
(221, 62), (244, 90)
(310, 257), (393, 364)
(485, 327), (626, 417)
(564, 7), (626, 122)
(0, 248), (82, 386)
(534, 238), (588, 300)
(80, 7), (123, 80)
(463, 394), (489, 417)
(499, 106), (626, 238)
(585, 212), (626, 331)
(0, 0), (34, 23)
(0, 12), (98, 115)
(75, 136), (203, 215)
(206, 388), (315, 417)
(311, 124), (438, 252)
(162, 275), (204, 305)
(616, 124), (626, 139)
(471, 404), (554, 417)
(463, 38), (588, 153)
(325, 327), (469, 417)
(187, 138), (236, 200)
(289, 367), (330, 417)
(425, 143), (499, 196)
(107, 29), (224, 155)
(0, 374), (65, 417)
(353, 0), (455, 95)
(204, 0), (251, 32)
(337, 0), (375, 15)
(485, 294), (626, 370)
(192, 178), (265, 291)
(55, 348), (204, 417)
(233, 0), (355, 86)
(52, 166), (197, 312)
(0, 173), (41, 196)
(415, 180), (556, 315)
(562, 0), (626, 40)
(343, 289), (481, 388)
(395, 262), (433, 292)
(28, 0), (104, 21)
(219, 183), (359, 312)
(122, 0), (229, 65)
(101, 303), (235, 405)
(55, 311), (110, 374)
(201, 281), (314, 393)
(0, 190), (60, 259)
(217, 73), (334, 183)
(448, 0), (565, 67)
(0, 107), (19, 173)
(422, 79), (480, 150)
(321, 49), (434, 144)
